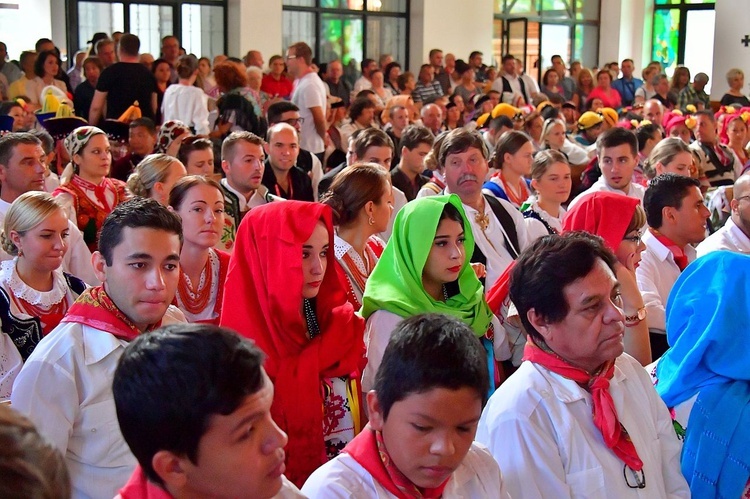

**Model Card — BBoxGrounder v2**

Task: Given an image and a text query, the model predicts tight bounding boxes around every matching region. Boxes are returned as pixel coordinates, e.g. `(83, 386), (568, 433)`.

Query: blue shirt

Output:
(612, 77), (643, 107)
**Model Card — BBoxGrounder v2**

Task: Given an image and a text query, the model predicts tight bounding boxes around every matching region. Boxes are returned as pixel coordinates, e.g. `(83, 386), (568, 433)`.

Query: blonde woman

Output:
(53, 126), (129, 252)
(126, 153), (187, 205)
(0, 192), (87, 374)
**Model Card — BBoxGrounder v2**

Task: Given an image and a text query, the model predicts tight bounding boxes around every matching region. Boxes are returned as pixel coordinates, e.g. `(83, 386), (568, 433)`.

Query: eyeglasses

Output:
(281, 118), (304, 126)
(624, 465), (646, 489)
(622, 231), (643, 244)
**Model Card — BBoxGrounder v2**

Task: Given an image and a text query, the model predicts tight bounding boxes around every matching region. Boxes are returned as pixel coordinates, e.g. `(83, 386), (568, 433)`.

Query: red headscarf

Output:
(561, 192), (639, 251)
(220, 201), (365, 487)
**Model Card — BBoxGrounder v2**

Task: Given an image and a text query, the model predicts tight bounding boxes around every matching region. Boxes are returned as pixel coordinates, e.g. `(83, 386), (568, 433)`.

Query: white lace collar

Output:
(0, 259), (67, 306)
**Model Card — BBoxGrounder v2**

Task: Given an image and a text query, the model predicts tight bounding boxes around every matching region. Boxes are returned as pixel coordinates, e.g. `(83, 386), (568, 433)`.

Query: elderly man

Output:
(644, 99), (665, 128)
(477, 232), (690, 499)
(677, 72), (710, 110)
(697, 173), (750, 256)
(442, 128), (529, 289)
(420, 103), (443, 136)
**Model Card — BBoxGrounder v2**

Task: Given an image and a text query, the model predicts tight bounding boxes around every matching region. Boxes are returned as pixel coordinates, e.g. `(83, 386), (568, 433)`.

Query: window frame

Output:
(282, 0), (410, 68)
(651, 0), (715, 71)
(67, 0), (228, 61)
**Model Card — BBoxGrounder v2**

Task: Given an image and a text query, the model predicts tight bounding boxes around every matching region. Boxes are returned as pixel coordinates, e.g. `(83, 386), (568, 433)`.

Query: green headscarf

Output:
(361, 194), (493, 336)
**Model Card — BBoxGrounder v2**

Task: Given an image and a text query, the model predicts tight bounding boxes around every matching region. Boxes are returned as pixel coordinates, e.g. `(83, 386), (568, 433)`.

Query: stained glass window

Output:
(652, 8), (680, 73)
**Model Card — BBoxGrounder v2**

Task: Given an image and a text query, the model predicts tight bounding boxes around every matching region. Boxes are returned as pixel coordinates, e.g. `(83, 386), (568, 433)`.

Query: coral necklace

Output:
(178, 255), (213, 314)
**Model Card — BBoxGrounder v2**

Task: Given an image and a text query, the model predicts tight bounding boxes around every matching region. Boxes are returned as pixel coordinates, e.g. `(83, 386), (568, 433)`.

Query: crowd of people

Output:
(0, 31), (749, 498)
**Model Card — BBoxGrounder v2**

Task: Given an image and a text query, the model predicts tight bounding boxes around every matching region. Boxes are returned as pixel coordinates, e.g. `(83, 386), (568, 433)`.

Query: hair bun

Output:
(0, 230), (17, 256)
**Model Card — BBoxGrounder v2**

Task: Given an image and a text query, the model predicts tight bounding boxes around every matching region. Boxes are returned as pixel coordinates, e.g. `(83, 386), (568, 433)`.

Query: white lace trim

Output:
(529, 199), (565, 232)
(0, 259), (67, 307)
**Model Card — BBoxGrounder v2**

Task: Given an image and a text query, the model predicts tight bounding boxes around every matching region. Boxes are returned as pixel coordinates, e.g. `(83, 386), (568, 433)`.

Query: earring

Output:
(368, 216), (375, 226)
(17, 248), (23, 258)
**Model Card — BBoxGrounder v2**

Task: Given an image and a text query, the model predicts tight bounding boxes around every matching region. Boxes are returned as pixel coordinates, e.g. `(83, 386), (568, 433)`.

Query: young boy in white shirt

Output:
(302, 313), (511, 498)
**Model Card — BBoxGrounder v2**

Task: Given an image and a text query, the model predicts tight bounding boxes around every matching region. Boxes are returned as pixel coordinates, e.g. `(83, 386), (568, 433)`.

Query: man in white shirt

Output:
(441, 128), (529, 289)
(287, 42), (327, 157)
(11, 198), (187, 499)
(637, 173), (708, 359)
(0, 132), (97, 284)
(477, 232), (690, 499)
(303, 314), (511, 499)
(353, 58), (376, 95)
(492, 55), (531, 105)
(569, 127), (646, 209)
(113, 324), (304, 499)
(697, 173), (750, 257)
(218, 131), (282, 252)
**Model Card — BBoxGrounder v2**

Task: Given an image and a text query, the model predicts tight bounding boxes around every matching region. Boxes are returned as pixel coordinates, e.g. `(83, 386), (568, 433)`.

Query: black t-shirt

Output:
(96, 62), (157, 120)
(74, 80), (96, 120)
(720, 93), (750, 108)
(262, 160), (314, 201)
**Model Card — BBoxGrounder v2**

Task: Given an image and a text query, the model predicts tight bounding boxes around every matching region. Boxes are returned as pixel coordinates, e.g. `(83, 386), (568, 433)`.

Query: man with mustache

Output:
(11, 198), (187, 498)
(113, 324), (304, 499)
(441, 128), (530, 288)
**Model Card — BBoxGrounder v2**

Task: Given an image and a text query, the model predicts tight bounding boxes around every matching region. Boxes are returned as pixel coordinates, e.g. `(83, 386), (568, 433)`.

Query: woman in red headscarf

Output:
(562, 191), (651, 365)
(220, 201), (366, 488)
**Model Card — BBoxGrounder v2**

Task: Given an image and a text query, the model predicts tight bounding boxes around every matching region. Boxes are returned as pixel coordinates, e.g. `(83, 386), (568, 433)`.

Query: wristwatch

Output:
(624, 307), (647, 327)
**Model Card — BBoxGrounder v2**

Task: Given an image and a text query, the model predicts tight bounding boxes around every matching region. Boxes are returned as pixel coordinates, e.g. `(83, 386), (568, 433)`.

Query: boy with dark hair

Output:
(11, 198), (186, 498)
(391, 125), (435, 201)
(112, 117), (157, 181)
(113, 323), (303, 498)
(637, 173), (708, 358)
(303, 314), (510, 497)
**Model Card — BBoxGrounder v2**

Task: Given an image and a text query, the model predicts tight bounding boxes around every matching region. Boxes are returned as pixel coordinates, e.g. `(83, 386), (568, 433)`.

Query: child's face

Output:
(367, 386), (482, 489)
(177, 371), (288, 499)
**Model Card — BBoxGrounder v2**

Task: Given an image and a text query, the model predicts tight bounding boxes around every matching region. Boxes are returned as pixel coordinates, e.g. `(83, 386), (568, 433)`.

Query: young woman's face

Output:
(504, 140), (534, 177)
(43, 54), (59, 78)
(727, 118), (748, 145)
(532, 161), (571, 205)
(14, 208), (69, 274)
(7, 105), (25, 132)
(669, 124), (692, 144)
(198, 59), (211, 76)
(656, 151), (693, 177)
(155, 62), (172, 84)
(301, 221), (329, 299)
(616, 228), (646, 271)
(175, 183), (225, 249)
(422, 217), (465, 291)
(369, 182), (394, 234)
(581, 71), (593, 87)
(546, 123), (566, 149)
(75, 134), (111, 179)
(597, 72), (611, 88)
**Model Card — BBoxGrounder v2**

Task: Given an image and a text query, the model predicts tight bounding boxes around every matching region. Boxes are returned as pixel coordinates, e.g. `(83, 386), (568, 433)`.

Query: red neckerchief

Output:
(71, 175), (113, 211)
(523, 340), (644, 471)
(62, 286), (159, 341)
(649, 228), (688, 270)
(712, 143), (732, 167)
(118, 465), (172, 499)
(345, 426), (451, 499)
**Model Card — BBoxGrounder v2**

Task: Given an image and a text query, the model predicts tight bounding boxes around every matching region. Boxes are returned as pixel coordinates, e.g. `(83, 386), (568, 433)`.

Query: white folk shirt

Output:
(476, 354), (690, 499)
(696, 217), (750, 257)
(445, 190), (530, 289)
(11, 306), (186, 499)
(635, 230), (696, 333)
(362, 310), (509, 393)
(292, 72), (328, 154)
(567, 177), (646, 210)
(0, 199), (98, 285)
(301, 442), (511, 498)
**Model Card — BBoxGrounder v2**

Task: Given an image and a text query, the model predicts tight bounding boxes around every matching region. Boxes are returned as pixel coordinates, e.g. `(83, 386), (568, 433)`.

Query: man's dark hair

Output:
(694, 109), (715, 123)
(540, 105), (560, 121)
(26, 129), (54, 155)
(33, 51), (58, 78)
(398, 125), (435, 152)
(428, 48), (443, 59)
(0, 132), (41, 168)
(98, 198), (183, 266)
(397, 72), (414, 92)
(177, 136), (213, 167)
(352, 128), (393, 159)
(113, 324), (265, 486)
(510, 232), (618, 345)
(266, 101), (300, 125)
(349, 96), (376, 122)
(34, 38), (53, 53)
(129, 117), (156, 134)
(596, 126), (638, 158)
(489, 115), (514, 133)
(289, 41), (313, 65)
(469, 51), (483, 60)
(635, 122), (662, 152)
(501, 54), (515, 64)
(644, 173), (701, 229)
(551, 54), (563, 63)
(373, 314), (489, 420)
(118, 33), (140, 57)
(360, 58), (375, 73)
(438, 128), (489, 167)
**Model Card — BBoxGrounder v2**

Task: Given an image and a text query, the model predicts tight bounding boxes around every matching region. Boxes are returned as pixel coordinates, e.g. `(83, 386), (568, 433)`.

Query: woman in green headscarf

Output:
(361, 194), (508, 392)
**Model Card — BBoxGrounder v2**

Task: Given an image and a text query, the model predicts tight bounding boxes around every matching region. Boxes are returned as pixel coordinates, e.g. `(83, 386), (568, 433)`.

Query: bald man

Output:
(420, 103), (444, 136)
(697, 173), (750, 257)
(643, 99), (664, 128)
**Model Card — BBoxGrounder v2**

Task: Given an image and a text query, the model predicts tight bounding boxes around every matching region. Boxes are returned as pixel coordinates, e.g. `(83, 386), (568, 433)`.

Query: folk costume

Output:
(360, 195), (507, 393)
(655, 252), (750, 499)
(217, 179), (282, 253)
(11, 286), (186, 498)
(173, 248), (230, 324)
(53, 126), (129, 251)
(334, 234), (385, 310)
(220, 201), (365, 487)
